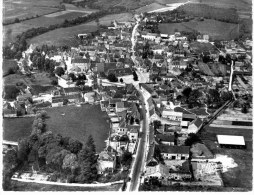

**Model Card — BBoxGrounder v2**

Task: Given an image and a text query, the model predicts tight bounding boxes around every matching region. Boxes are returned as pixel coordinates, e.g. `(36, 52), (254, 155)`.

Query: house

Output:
(127, 125), (139, 142)
(83, 91), (95, 103)
(144, 164), (169, 179)
(155, 134), (175, 146)
(158, 145), (190, 160)
(149, 108), (161, 122)
(97, 151), (116, 174)
(187, 118), (203, 133)
(162, 109), (182, 122)
(70, 58), (90, 73)
(168, 161), (192, 181)
(63, 87), (80, 96)
(146, 143), (159, 166)
(57, 75), (76, 88)
(51, 97), (64, 107)
(217, 135), (246, 149)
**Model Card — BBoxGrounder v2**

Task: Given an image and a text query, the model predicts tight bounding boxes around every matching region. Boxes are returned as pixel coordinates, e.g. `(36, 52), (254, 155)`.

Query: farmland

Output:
(3, 2), (98, 46)
(158, 19), (239, 40)
(28, 13), (133, 47)
(3, 0), (63, 24)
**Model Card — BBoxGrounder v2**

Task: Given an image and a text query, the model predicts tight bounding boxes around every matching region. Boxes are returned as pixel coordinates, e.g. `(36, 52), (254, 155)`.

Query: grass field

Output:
(3, 105), (111, 153)
(158, 19), (238, 40)
(3, 0), (62, 23)
(2, 59), (19, 76)
(3, 117), (34, 141)
(44, 104), (111, 152)
(4, 72), (54, 86)
(11, 180), (122, 191)
(28, 13), (133, 47)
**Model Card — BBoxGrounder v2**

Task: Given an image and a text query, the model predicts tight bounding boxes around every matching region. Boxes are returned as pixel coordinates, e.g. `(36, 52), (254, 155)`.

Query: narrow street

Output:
(125, 68), (150, 191)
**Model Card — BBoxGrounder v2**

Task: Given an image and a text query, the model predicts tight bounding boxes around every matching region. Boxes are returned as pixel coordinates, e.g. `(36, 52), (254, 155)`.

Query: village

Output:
(2, 12), (253, 191)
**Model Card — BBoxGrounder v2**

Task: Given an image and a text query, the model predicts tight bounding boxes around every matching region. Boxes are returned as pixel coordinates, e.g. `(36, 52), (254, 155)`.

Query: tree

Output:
(68, 139), (83, 154)
(76, 80), (85, 86)
(120, 151), (132, 167)
(62, 153), (79, 171)
(185, 133), (201, 146)
(208, 88), (220, 103)
(133, 71), (138, 81)
(220, 91), (232, 102)
(241, 105), (248, 113)
(182, 87), (192, 99)
(68, 73), (76, 81)
(54, 67), (65, 77)
(188, 89), (202, 108)
(107, 73), (118, 82)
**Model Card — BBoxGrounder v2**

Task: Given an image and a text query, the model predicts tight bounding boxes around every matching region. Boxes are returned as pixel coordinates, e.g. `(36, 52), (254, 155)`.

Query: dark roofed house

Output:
(146, 143), (159, 166)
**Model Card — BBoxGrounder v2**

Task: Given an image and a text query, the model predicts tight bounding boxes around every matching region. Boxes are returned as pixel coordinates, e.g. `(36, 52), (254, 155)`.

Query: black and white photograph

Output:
(1, 0), (253, 192)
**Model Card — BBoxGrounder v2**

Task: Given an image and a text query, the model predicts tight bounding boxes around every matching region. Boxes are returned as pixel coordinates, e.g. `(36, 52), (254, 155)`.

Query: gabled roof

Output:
(158, 145), (190, 154)
(139, 83), (154, 94)
(174, 107), (193, 115)
(63, 87), (80, 93)
(192, 117), (203, 127)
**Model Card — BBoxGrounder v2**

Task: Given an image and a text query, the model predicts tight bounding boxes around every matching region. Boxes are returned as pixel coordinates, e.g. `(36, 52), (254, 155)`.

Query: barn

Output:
(216, 135), (246, 149)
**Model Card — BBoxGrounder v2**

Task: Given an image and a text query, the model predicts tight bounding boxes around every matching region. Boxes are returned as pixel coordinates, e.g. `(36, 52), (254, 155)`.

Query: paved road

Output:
(128, 89), (149, 191)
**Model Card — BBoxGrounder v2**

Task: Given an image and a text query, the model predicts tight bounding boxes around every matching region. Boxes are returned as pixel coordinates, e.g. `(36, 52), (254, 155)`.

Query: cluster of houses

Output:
(96, 83), (142, 174)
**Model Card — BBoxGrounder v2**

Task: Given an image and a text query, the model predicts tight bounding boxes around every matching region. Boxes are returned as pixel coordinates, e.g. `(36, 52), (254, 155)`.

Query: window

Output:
(172, 156), (176, 160)
(181, 156), (185, 160)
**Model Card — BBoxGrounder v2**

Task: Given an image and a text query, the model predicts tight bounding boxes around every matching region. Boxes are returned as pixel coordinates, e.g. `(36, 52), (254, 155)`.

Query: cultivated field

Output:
(44, 104), (111, 152)
(3, 0), (62, 23)
(197, 63), (215, 76)
(158, 19), (238, 40)
(28, 13), (133, 47)
(3, 2), (98, 45)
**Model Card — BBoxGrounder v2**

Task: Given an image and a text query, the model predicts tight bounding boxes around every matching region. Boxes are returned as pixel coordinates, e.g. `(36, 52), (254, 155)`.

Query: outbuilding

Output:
(216, 135), (246, 149)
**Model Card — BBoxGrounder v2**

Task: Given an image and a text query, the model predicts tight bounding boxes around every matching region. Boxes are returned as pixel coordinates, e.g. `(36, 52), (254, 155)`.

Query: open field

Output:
(3, 117), (34, 141)
(11, 180), (122, 191)
(2, 59), (19, 76)
(3, 2), (98, 46)
(158, 19), (238, 40)
(135, 3), (167, 13)
(44, 104), (111, 152)
(28, 13), (133, 47)
(4, 72), (54, 86)
(3, 105), (111, 153)
(197, 63), (214, 76)
(190, 0), (252, 12)
(3, 0), (62, 23)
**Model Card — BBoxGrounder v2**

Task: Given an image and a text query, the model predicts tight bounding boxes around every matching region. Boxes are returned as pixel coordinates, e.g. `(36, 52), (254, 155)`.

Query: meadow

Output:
(3, 0), (62, 23)
(28, 13), (133, 47)
(158, 19), (238, 40)
(44, 104), (111, 152)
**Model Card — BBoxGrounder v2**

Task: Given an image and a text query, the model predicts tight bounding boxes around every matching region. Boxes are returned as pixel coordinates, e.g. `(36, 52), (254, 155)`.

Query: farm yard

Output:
(3, 0), (63, 24)
(28, 13), (133, 47)
(158, 19), (239, 40)
(44, 104), (111, 152)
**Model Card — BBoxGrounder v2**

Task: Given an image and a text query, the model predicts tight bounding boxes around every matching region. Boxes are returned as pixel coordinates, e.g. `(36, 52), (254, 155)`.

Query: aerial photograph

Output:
(1, 0), (253, 192)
